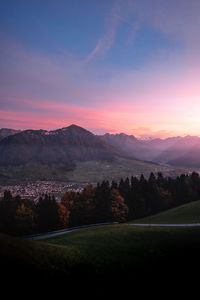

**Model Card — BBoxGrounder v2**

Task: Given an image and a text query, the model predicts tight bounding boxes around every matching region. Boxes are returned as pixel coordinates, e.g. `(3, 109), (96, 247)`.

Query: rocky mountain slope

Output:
(0, 125), (114, 167)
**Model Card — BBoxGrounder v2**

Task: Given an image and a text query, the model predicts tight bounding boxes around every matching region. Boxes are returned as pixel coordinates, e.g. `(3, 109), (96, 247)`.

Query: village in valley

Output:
(0, 181), (86, 201)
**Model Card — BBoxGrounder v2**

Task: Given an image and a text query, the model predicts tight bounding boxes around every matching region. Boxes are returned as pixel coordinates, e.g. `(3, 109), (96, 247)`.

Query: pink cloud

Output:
(131, 127), (175, 139)
(2, 1), (200, 139)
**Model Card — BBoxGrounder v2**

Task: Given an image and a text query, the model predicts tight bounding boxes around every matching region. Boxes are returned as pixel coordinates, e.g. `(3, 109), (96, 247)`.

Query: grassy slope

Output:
(134, 200), (200, 224)
(0, 231), (89, 278)
(0, 157), (181, 184)
(1, 224), (200, 280)
(65, 157), (181, 182)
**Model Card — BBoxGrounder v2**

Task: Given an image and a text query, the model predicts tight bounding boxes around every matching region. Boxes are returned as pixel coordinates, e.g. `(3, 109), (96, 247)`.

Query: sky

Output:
(1, 0), (200, 138)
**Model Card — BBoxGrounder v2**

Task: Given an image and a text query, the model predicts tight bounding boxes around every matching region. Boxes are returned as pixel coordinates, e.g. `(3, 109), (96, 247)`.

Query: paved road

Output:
(25, 222), (118, 241)
(129, 223), (200, 228)
(25, 222), (200, 241)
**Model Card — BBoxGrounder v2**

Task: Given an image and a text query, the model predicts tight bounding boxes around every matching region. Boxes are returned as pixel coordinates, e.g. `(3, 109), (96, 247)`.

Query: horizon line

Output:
(1, 124), (200, 140)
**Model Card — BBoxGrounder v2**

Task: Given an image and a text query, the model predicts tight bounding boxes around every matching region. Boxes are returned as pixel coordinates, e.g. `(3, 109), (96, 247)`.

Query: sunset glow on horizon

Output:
(1, 0), (200, 138)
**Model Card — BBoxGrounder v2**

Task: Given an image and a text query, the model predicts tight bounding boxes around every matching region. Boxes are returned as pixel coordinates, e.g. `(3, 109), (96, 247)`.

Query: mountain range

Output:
(0, 125), (114, 168)
(0, 124), (200, 169)
(100, 133), (200, 167)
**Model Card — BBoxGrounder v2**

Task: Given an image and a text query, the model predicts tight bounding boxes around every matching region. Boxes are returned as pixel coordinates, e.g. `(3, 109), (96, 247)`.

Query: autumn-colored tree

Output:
(110, 188), (128, 222)
(1, 171), (200, 236)
(60, 191), (78, 227)
(61, 191), (77, 211)
(58, 203), (69, 228)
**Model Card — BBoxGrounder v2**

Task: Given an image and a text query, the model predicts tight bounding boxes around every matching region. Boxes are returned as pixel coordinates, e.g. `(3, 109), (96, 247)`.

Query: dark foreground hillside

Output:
(135, 199), (200, 224)
(1, 224), (200, 284)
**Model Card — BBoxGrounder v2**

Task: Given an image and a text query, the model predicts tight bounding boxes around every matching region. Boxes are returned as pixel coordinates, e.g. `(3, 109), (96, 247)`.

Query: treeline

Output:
(1, 172), (200, 236)
(0, 186), (127, 235)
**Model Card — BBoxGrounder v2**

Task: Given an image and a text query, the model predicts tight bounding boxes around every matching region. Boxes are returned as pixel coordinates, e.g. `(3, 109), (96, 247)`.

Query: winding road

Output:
(25, 222), (118, 241)
(129, 223), (200, 228)
(25, 222), (200, 241)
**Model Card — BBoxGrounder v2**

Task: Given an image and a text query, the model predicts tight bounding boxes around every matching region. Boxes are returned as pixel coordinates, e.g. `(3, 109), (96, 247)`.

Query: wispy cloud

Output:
(2, 1), (200, 137)
(85, 0), (123, 62)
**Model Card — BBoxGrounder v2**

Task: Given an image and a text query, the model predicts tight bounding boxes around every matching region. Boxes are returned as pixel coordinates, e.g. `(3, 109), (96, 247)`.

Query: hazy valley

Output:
(0, 124), (194, 186)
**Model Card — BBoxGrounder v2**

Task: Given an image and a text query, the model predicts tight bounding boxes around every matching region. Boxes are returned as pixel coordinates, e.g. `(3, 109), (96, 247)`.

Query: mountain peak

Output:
(65, 124), (86, 131)
(0, 124), (114, 166)
(59, 124), (78, 130)
(55, 124), (92, 135)
(67, 124), (81, 129)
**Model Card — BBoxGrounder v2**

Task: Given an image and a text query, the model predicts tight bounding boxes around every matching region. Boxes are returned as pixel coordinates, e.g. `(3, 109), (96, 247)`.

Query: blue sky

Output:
(0, 1), (110, 55)
(0, 0), (178, 66)
(1, 0), (200, 137)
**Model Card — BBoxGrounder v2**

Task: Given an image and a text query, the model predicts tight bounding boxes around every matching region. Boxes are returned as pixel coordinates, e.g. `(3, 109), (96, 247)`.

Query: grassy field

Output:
(64, 157), (183, 183)
(134, 200), (200, 224)
(1, 200), (200, 281)
(1, 223), (200, 281)
(0, 157), (183, 184)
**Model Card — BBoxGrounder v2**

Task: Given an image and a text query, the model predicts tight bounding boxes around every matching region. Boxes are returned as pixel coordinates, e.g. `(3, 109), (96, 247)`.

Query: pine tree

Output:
(15, 203), (34, 235)
(35, 194), (59, 232)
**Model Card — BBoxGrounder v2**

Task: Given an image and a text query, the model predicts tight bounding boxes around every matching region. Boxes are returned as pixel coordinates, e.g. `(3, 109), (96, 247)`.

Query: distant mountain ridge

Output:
(0, 125), (114, 167)
(0, 125), (200, 168)
(100, 133), (200, 168)
(100, 132), (150, 160)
